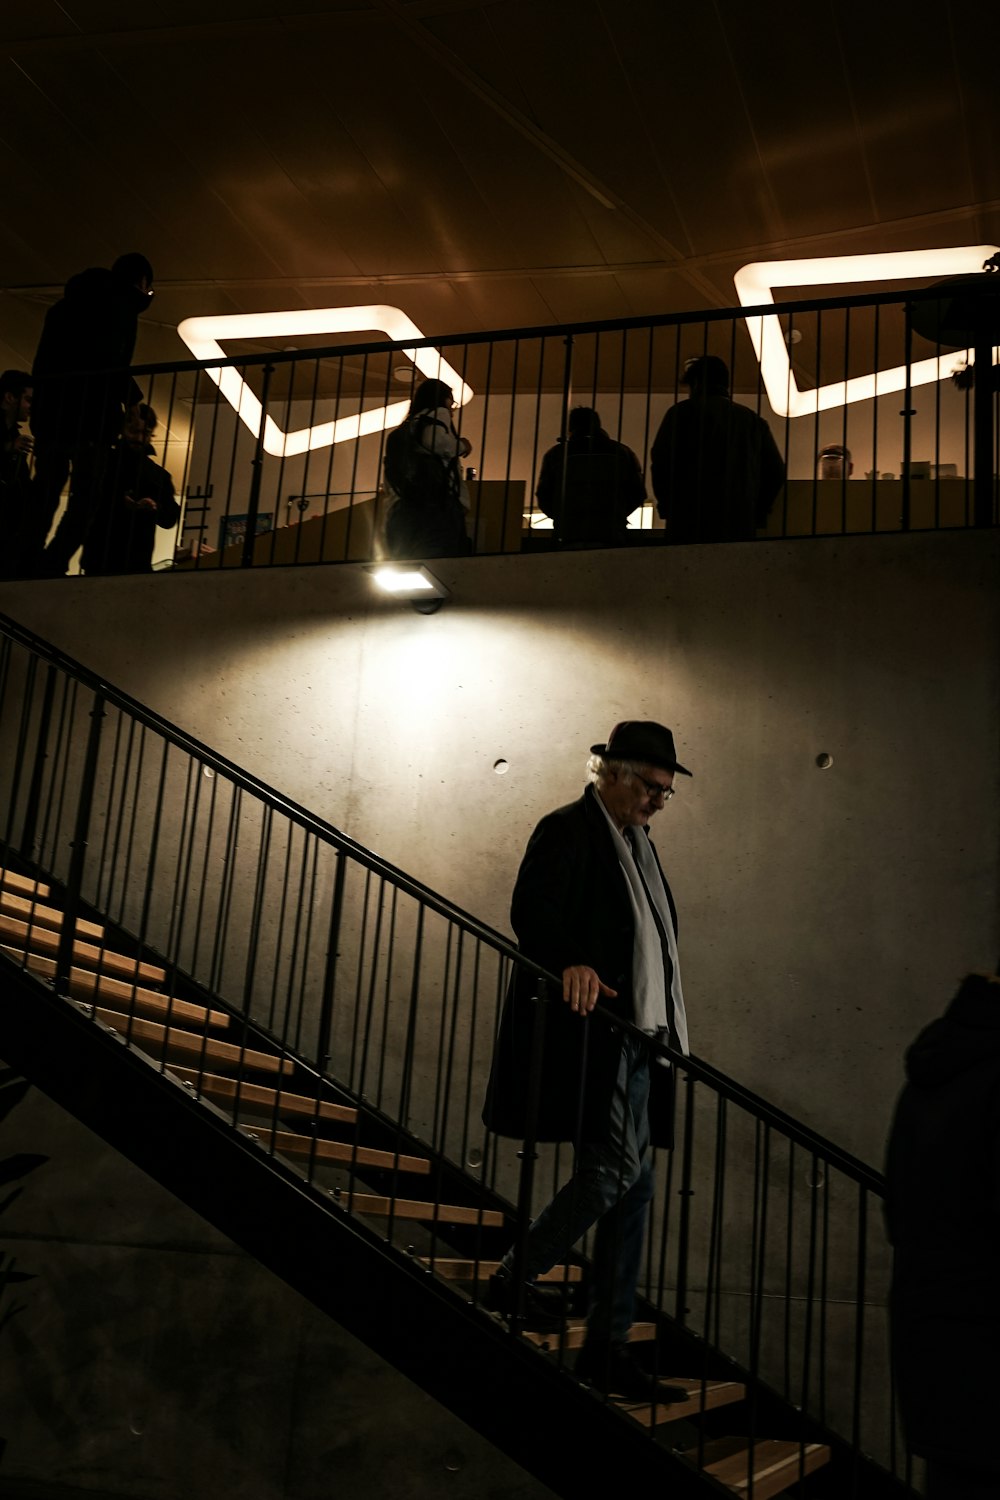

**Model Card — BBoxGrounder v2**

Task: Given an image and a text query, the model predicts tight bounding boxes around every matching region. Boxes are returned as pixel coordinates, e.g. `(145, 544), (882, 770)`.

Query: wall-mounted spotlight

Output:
(368, 564), (451, 615)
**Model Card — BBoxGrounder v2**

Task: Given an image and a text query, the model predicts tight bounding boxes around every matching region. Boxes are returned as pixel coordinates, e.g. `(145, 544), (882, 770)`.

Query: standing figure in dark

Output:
(484, 721), (692, 1404)
(0, 370), (34, 578)
(29, 252), (154, 575)
(535, 406), (646, 547)
(382, 378), (472, 559)
(650, 355), (784, 542)
(82, 404), (179, 576)
(884, 970), (1000, 1499)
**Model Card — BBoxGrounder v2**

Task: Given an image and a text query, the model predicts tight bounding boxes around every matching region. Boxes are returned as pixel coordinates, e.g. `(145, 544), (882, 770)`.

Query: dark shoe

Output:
(484, 1269), (565, 1333)
(575, 1339), (688, 1404)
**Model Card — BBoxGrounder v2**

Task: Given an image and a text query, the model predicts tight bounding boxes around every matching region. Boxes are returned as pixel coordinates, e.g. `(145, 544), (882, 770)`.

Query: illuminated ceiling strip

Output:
(176, 304), (474, 458)
(734, 246), (1000, 418)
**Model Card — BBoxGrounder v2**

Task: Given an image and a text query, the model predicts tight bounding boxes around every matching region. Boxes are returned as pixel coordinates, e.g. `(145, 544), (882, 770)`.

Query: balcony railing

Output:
(6, 280), (998, 580)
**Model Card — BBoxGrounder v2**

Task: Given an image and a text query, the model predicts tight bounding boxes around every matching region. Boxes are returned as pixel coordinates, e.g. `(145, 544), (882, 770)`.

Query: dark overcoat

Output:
(884, 972), (1000, 1480)
(483, 784), (679, 1148)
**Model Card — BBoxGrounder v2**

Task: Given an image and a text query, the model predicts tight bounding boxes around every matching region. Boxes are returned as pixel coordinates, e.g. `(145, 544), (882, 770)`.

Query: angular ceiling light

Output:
(734, 245), (1000, 417)
(176, 305), (474, 457)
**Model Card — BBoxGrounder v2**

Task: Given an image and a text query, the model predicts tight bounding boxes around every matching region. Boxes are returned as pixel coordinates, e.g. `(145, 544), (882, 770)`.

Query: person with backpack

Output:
(382, 379), (473, 559)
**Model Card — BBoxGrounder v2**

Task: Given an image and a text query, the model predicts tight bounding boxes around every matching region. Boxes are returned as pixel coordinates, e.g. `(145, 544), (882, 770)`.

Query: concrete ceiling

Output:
(1, 0), (997, 376)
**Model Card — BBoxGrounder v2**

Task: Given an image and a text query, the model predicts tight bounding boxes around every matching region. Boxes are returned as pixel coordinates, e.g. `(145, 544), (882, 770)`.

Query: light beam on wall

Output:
(176, 305), (474, 458)
(734, 246), (1000, 418)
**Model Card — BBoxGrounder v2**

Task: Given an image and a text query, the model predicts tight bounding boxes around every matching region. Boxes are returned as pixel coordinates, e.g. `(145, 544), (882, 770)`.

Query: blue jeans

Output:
(506, 1035), (655, 1345)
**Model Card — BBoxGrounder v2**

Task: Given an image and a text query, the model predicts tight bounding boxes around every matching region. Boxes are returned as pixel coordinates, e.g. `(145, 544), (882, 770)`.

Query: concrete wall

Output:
(2, 530), (997, 1164)
(1, 532), (996, 1495)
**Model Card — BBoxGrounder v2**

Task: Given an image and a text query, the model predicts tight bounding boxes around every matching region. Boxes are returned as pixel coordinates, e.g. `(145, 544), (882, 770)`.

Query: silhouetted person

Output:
(82, 404), (179, 575)
(817, 443), (853, 479)
(650, 356), (784, 542)
(884, 970), (1000, 1499)
(0, 370), (34, 578)
(535, 406), (646, 547)
(30, 252), (154, 575)
(382, 378), (472, 558)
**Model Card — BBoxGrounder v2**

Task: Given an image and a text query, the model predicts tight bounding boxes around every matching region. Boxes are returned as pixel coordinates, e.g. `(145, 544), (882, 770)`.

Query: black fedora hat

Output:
(590, 720), (692, 777)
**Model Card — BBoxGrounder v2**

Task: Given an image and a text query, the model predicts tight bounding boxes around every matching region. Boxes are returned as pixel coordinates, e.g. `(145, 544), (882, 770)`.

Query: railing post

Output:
(972, 328), (995, 527)
(316, 850), (348, 1074)
(14, 661), (55, 862)
(555, 336), (575, 537)
(242, 361), (275, 568)
(510, 974), (550, 1327)
(900, 302), (913, 532)
(54, 689), (105, 995)
(674, 1068), (695, 1324)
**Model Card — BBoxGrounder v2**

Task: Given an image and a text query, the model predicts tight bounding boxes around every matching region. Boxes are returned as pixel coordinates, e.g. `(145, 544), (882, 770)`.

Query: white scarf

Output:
(596, 795), (689, 1055)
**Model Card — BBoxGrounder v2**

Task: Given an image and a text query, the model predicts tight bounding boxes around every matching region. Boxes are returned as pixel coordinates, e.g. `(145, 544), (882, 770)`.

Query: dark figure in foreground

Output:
(884, 970), (1000, 1499)
(535, 406), (646, 547)
(484, 721), (692, 1402)
(0, 369), (34, 578)
(30, 252), (154, 575)
(82, 405), (179, 575)
(650, 355), (785, 542)
(382, 378), (472, 559)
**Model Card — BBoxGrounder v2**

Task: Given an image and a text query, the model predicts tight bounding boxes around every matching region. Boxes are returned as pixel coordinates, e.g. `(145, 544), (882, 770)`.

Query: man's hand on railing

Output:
(561, 964), (617, 1015)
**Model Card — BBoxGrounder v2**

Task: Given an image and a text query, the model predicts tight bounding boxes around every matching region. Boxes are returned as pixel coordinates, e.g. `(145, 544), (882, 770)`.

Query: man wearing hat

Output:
(484, 720), (691, 1402)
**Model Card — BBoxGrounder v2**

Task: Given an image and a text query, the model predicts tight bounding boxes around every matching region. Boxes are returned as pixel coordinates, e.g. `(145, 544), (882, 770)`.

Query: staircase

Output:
(0, 614), (914, 1499)
(0, 864), (911, 1494)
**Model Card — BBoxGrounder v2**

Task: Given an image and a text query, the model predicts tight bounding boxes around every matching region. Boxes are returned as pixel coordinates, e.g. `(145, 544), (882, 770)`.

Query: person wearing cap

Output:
(483, 720), (692, 1403)
(650, 354), (785, 542)
(817, 443), (853, 480)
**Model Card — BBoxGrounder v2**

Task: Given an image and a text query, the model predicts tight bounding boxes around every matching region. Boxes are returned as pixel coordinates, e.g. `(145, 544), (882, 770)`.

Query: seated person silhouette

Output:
(535, 406), (645, 547)
(651, 356), (785, 542)
(817, 443), (853, 479)
(82, 404), (180, 575)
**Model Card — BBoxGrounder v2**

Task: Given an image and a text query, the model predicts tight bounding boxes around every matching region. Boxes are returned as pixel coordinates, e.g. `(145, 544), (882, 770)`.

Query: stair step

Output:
(522, 1321), (655, 1351)
(0, 915), (164, 983)
(685, 1438), (830, 1499)
(94, 1007), (292, 1074)
(341, 1192), (504, 1227)
(0, 870), (50, 899)
(168, 1069), (358, 1124)
(419, 1259), (583, 1284)
(619, 1378), (746, 1427)
(0, 888), (104, 940)
(249, 1128), (430, 1175)
(8, 949), (226, 1026)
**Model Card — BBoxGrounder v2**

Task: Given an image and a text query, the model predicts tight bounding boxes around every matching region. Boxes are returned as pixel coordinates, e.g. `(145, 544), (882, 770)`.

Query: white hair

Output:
(586, 754), (645, 787)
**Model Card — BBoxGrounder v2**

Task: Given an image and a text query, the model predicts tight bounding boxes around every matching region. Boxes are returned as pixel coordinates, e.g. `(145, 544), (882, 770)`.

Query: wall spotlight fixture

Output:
(369, 564), (450, 614)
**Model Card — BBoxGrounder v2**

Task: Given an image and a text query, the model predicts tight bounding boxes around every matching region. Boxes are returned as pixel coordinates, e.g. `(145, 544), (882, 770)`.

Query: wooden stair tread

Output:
(0, 871), (50, 898)
(619, 1379), (746, 1426)
(342, 1192), (503, 1226)
(685, 1438), (830, 1499)
(0, 889), (103, 940)
(419, 1259), (582, 1284)
(168, 1069), (358, 1124)
(250, 1128), (429, 1175)
(0, 914), (164, 983)
(8, 948), (226, 1026)
(522, 1321), (655, 1351)
(94, 1007), (292, 1074)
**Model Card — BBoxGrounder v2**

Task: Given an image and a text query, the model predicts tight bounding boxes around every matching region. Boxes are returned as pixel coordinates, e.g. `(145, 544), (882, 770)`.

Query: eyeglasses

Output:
(635, 774), (675, 802)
